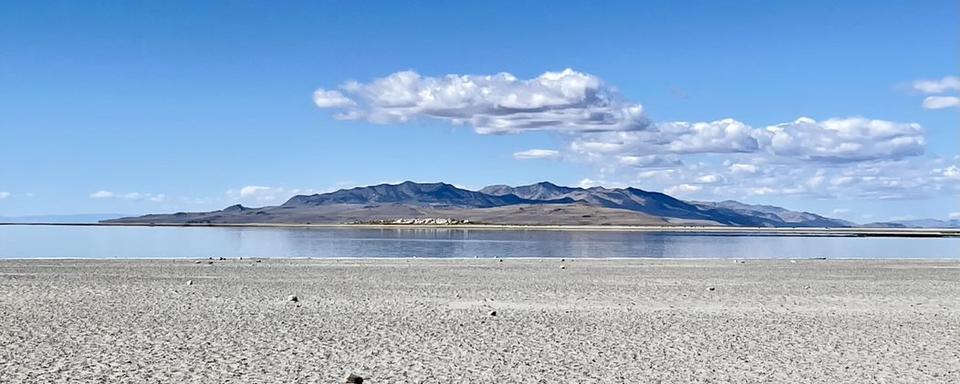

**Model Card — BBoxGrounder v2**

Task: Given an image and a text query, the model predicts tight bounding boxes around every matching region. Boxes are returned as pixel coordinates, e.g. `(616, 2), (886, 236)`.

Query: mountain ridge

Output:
(105, 181), (856, 227)
(861, 219), (960, 228)
(284, 181), (575, 208)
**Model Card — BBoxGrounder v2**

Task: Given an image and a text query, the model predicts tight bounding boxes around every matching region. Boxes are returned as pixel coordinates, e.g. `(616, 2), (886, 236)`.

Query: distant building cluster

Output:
(351, 218), (471, 225)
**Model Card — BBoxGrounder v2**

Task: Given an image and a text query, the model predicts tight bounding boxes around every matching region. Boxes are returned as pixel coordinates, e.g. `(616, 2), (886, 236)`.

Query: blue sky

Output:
(1, 1), (957, 222)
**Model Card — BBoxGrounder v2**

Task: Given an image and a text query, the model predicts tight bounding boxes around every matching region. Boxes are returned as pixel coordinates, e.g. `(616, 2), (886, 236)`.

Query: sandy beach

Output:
(1, 259), (958, 383)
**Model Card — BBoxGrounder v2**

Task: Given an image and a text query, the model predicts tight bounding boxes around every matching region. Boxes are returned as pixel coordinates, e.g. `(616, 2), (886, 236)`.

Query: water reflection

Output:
(0, 225), (957, 259)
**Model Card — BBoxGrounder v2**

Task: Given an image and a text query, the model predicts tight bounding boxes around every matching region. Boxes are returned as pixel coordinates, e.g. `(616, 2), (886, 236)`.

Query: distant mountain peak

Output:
(222, 204), (248, 212)
(106, 180), (854, 228)
(533, 181), (560, 188)
(281, 181), (565, 209)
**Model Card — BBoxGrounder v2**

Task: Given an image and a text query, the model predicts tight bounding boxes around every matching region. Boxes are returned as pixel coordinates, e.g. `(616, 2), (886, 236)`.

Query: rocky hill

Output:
(105, 181), (852, 227)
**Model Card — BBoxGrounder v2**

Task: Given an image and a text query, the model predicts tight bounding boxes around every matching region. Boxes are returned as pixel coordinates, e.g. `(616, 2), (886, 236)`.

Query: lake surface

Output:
(1, 225), (958, 259)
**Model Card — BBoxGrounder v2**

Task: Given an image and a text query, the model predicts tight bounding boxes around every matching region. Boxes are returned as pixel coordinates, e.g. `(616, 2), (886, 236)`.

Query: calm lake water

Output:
(1, 225), (958, 259)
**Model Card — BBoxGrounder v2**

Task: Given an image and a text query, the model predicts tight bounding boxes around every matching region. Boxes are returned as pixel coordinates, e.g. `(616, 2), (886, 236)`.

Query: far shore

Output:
(1, 221), (958, 237)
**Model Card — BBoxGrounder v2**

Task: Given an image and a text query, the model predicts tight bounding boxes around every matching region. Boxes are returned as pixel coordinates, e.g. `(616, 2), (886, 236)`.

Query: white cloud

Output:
(313, 69), (953, 202)
(314, 69), (652, 134)
(746, 187), (776, 196)
(912, 76), (960, 94)
(318, 69), (929, 167)
(664, 183), (701, 195)
(728, 163), (759, 174)
(231, 186), (287, 202)
(90, 190), (114, 198)
(576, 178), (628, 189)
(659, 119), (761, 153)
(922, 96), (960, 110)
(617, 154), (682, 168)
(571, 116), (925, 163)
(695, 174), (723, 184)
(0, 191), (10, 199)
(513, 149), (560, 160)
(89, 190), (166, 202)
(227, 185), (318, 204)
(577, 178), (603, 188)
(912, 76), (960, 111)
(636, 169), (678, 181)
(239, 186), (274, 198)
(588, 154), (960, 202)
(762, 117), (925, 162)
(312, 90), (356, 108)
(571, 118), (761, 157)
(941, 165), (960, 180)
(832, 208), (851, 215)
(949, 212), (960, 220)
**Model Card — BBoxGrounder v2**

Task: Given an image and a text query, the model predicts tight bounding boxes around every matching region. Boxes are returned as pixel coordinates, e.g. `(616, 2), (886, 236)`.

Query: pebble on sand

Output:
(287, 295), (299, 302)
(345, 373), (364, 383)
(560, 265), (566, 270)
(185, 280), (193, 286)
(488, 310), (497, 317)
(707, 287), (716, 291)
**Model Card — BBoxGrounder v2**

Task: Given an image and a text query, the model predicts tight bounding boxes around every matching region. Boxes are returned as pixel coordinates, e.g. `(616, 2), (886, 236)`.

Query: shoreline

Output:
(2, 221), (959, 238)
(4, 256), (960, 262)
(2, 258), (958, 382)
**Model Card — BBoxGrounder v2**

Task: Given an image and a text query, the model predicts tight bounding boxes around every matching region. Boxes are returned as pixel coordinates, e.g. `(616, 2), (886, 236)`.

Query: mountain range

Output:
(105, 181), (860, 227)
(860, 218), (960, 228)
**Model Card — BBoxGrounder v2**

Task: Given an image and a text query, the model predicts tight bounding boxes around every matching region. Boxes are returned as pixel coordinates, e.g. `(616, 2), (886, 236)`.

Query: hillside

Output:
(105, 181), (852, 227)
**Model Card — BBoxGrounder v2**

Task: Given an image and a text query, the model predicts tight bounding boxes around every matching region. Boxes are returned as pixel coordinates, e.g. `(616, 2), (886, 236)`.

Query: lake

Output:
(1, 225), (958, 259)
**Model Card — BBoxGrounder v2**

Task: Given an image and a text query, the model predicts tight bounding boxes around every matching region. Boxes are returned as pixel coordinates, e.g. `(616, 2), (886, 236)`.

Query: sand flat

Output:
(1, 259), (958, 383)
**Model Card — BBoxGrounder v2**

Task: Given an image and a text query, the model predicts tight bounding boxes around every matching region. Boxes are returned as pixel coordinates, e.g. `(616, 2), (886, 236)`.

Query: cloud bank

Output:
(314, 69), (956, 201)
(226, 185), (319, 203)
(913, 76), (960, 110)
(513, 149), (560, 160)
(314, 69), (651, 134)
(922, 96), (960, 110)
(913, 76), (960, 94)
(90, 190), (166, 202)
(570, 117), (924, 163)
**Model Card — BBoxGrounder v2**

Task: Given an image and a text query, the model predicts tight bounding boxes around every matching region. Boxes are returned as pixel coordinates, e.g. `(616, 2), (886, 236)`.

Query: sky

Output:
(1, 0), (957, 222)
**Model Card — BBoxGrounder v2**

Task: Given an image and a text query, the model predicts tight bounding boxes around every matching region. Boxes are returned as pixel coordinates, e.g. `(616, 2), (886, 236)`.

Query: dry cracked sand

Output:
(1, 259), (958, 383)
